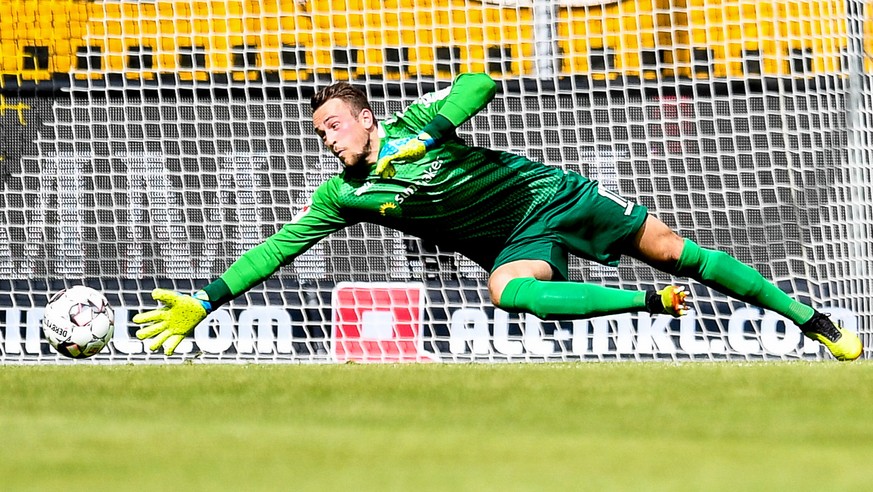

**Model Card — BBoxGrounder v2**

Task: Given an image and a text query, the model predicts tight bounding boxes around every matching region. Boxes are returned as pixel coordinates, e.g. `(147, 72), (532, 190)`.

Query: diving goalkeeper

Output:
(133, 72), (862, 361)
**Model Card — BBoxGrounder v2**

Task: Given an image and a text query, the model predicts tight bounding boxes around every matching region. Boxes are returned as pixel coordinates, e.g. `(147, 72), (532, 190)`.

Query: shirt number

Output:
(597, 186), (635, 216)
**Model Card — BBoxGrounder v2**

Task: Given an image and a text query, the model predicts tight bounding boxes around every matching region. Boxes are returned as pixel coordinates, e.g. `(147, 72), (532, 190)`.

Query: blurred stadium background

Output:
(0, 0), (868, 83)
(2, 0), (873, 363)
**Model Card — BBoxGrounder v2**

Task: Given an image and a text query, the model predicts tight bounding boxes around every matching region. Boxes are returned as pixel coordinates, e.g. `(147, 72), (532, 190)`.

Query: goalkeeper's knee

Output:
(669, 238), (765, 299)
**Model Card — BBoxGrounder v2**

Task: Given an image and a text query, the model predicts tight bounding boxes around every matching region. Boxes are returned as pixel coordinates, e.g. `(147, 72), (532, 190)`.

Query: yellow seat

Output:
(52, 53), (75, 73)
(0, 21), (15, 40)
(556, 9), (616, 80)
(0, 43), (17, 71)
(69, 22), (85, 39)
(106, 20), (123, 37)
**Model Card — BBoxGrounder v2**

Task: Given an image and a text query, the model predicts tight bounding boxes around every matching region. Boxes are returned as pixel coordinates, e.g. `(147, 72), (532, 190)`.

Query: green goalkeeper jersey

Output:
(207, 73), (565, 304)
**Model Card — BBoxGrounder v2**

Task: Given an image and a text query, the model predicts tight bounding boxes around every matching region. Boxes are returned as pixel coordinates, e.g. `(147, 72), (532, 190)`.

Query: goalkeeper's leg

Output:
(490, 262), (687, 320)
(628, 216), (861, 360)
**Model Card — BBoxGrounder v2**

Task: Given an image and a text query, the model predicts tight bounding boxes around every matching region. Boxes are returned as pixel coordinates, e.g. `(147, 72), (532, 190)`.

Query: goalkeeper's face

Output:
(313, 98), (377, 169)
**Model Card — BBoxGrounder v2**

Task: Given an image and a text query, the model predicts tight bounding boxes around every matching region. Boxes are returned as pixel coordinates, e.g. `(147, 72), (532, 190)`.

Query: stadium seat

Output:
(19, 45), (52, 81)
(671, 0), (847, 77)
(267, 43), (310, 81)
(20, 1), (37, 22)
(73, 44), (105, 80)
(68, 22), (85, 40)
(867, 8), (873, 73)
(556, 8), (618, 80)
(329, 46), (359, 80)
(21, 46), (49, 70)
(0, 21), (14, 41)
(433, 45), (461, 79)
(0, 42), (17, 72)
(229, 44), (260, 81)
(106, 21), (123, 37)
(382, 46), (411, 79)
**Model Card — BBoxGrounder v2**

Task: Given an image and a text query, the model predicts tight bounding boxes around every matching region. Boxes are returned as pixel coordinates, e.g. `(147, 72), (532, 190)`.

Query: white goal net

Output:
(1, 0), (872, 362)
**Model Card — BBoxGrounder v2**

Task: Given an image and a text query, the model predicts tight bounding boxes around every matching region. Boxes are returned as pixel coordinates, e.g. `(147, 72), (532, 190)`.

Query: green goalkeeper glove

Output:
(375, 132), (435, 178)
(132, 288), (212, 356)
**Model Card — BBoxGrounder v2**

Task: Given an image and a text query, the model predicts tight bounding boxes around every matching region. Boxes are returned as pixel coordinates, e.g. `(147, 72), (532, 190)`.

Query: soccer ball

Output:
(42, 286), (115, 359)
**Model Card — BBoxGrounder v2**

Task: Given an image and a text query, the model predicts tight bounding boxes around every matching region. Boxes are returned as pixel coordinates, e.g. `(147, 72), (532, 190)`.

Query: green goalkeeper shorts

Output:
(492, 172), (648, 280)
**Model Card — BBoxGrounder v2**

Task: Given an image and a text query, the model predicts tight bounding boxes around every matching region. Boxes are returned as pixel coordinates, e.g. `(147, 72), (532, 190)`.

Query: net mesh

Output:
(1, 0), (872, 362)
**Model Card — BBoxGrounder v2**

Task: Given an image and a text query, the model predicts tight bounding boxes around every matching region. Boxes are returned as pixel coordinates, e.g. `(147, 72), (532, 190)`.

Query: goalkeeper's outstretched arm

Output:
(133, 185), (349, 356)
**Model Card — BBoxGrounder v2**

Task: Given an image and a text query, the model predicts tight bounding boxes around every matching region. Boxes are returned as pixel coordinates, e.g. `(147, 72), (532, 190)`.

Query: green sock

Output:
(500, 277), (648, 320)
(675, 239), (814, 325)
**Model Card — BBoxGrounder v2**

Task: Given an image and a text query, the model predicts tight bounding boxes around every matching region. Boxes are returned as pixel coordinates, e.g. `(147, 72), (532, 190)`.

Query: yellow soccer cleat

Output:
(646, 285), (689, 317)
(660, 285), (689, 317)
(800, 312), (863, 361)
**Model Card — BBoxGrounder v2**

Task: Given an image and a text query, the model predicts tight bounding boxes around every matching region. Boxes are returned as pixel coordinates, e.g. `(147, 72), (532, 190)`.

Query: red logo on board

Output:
(331, 282), (435, 363)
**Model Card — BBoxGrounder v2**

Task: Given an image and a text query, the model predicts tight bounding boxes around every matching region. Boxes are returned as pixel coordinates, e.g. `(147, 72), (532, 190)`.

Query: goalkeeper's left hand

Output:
(132, 288), (212, 356)
(375, 132), (435, 178)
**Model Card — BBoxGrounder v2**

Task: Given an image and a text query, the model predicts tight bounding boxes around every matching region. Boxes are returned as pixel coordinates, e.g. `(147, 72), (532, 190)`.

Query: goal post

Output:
(1, 0), (872, 362)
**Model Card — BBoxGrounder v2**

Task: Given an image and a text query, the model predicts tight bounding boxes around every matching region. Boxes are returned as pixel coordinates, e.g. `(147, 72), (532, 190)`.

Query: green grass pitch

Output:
(2, 361), (872, 491)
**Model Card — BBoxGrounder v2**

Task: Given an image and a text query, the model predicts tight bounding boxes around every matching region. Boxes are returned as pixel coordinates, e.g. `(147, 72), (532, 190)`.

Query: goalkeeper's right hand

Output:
(375, 132), (435, 178)
(132, 288), (212, 356)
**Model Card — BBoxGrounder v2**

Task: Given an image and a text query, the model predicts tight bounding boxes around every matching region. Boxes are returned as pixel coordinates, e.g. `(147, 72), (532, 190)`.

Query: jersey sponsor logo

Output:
(379, 202), (397, 216)
(395, 159), (443, 205)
